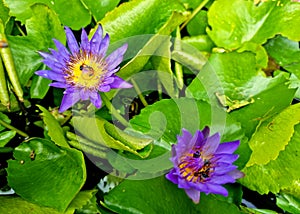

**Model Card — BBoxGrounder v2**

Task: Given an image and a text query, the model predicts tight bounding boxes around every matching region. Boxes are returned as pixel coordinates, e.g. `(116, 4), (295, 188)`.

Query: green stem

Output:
(15, 23), (26, 37)
(101, 93), (130, 127)
(180, 0), (211, 30)
(131, 79), (148, 107)
(174, 27), (184, 89)
(0, 119), (29, 138)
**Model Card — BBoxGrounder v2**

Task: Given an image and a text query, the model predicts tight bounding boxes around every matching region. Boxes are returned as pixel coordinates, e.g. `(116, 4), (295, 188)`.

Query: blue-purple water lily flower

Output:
(166, 127), (244, 203)
(36, 25), (131, 112)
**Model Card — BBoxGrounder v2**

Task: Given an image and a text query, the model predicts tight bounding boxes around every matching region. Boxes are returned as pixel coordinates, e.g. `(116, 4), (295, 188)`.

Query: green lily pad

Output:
(241, 124), (300, 194)
(103, 176), (242, 214)
(8, 3), (65, 86)
(0, 196), (61, 214)
(100, 0), (185, 42)
(71, 116), (153, 158)
(207, 0), (300, 50)
(4, 0), (90, 29)
(7, 138), (86, 211)
(37, 105), (69, 148)
(247, 103), (300, 166)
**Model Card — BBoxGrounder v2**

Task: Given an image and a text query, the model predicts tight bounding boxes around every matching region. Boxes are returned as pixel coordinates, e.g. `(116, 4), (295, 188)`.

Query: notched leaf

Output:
(215, 92), (255, 112)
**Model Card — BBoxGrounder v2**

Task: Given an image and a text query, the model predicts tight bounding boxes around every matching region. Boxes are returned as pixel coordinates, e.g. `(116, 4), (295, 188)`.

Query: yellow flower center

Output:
(178, 150), (213, 183)
(65, 52), (107, 90)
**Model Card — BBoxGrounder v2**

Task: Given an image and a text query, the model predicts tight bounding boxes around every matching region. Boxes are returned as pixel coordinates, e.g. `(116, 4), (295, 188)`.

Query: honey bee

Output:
(80, 63), (95, 78)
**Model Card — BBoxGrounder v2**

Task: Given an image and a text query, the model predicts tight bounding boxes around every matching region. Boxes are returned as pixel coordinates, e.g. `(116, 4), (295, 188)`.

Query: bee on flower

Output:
(166, 127), (244, 203)
(36, 25), (132, 112)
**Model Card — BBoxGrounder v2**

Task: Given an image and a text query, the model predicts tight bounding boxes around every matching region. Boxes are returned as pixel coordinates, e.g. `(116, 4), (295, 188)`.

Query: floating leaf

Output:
(207, 0), (300, 50)
(0, 196), (61, 214)
(82, 0), (120, 21)
(37, 105), (69, 148)
(103, 176), (241, 214)
(247, 103), (300, 166)
(7, 138), (86, 211)
(0, 130), (16, 147)
(264, 35), (300, 77)
(4, 0), (90, 29)
(8, 3), (65, 86)
(130, 98), (244, 144)
(276, 192), (300, 214)
(71, 116), (153, 158)
(100, 0), (185, 42)
(241, 124), (300, 194)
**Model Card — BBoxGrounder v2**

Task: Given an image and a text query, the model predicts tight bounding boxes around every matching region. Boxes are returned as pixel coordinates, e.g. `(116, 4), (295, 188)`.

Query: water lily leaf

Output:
(187, 51), (295, 137)
(187, 51), (270, 103)
(0, 196), (61, 214)
(37, 105), (69, 148)
(130, 98), (244, 144)
(182, 35), (215, 53)
(240, 124), (300, 194)
(186, 10), (208, 36)
(71, 116), (153, 158)
(67, 190), (98, 213)
(151, 36), (178, 98)
(207, 0), (300, 50)
(8, 3), (65, 86)
(264, 35), (300, 77)
(82, 0), (120, 22)
(0, 111), (11, 132)
(116, 12), (187, 81)
(103, 176), (241, 214)
(4, 0), (90, 29)
(100, 0), (185, 42)
(0, 130), (16, 147)
(7, 138), (86, 211)
(30, 72), (51, 99)
(0, 1), (9, 24)
(276, 192), (300, 214)
(247, 103), (300, 166)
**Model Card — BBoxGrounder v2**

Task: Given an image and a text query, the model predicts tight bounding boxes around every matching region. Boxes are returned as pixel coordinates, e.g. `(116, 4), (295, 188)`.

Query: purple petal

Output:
(38, 51), (56, 61)
(90, 92), (102, 108)
(184, 188), (200, 203)
(210, 174), (235, 185)
(90, 25), (103, 54)
(213, 164), (237, 175)
(64, 26), (79, 55)
(202, 126), (210, 138)
(175, 129), (193, 156)
(49, 49), (66, 64)
(79, 89), (89, 100)
(202, 133), (220, 156)
(212, 154), (239, 164)
(42, 59), (64, 72)
(98, 34), (110, 56)
(102, 77), (115, 85)
(227, 169), (244, 179)
(59, 90), (81, 112)
(99, 84), (111, 92)
(80, 28), (90, 53)
(204, 183), (228, 196)
(165, 169), (179, 184)
(215, 140), (240, 154)
(105, 44), (128, 71)
(35, 70), (65, 82)
(110, 76), (132, 89)
(191, 130), (205, 148)
(106, 67), (120, 76)
(49, 82), (67, 88)
(53, 39), (70, 59)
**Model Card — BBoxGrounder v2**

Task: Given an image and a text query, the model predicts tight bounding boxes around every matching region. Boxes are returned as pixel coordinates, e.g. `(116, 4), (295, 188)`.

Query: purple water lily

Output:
(36, 25), (131, 112)
(166, 127), (244, 203)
